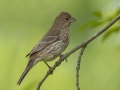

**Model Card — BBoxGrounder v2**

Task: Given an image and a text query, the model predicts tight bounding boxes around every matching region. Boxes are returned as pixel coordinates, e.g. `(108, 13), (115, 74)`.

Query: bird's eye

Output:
(66, 18), (69, 20)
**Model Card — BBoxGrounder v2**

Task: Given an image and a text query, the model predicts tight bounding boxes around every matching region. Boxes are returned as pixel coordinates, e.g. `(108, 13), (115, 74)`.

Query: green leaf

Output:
(79, 20), (96, 31)
(115, 8), (120, 16)
(90, 20), (105, 28)
(102, 26), (120, 42)
(92, 11), (102, 18)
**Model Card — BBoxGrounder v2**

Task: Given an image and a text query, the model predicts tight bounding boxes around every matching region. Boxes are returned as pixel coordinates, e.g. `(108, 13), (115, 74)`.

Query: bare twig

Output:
(76, 45), (87, 90)
(37, 14), (120, 90)
(36, 58), (65, 90)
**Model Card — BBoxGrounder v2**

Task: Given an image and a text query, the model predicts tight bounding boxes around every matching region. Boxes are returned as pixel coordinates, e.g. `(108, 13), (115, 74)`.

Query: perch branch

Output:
(37, 14), (120, 90)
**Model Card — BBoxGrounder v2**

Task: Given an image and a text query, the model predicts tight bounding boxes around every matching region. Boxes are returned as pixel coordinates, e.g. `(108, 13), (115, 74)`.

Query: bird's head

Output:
(54, 12), (76, 28)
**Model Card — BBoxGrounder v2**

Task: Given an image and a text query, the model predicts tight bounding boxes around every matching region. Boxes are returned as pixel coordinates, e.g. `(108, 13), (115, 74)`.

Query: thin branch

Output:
(37, 14), (120, 90)
(36, 59), (64, 90)
(76, 45), (87, 90)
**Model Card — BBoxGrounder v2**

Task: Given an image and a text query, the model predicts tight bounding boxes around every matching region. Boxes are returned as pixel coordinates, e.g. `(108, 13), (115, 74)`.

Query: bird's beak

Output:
(69, 17), (76, 23)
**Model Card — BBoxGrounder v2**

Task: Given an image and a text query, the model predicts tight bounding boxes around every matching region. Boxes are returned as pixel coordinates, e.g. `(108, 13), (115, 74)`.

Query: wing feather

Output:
(26, 28), (60, 57)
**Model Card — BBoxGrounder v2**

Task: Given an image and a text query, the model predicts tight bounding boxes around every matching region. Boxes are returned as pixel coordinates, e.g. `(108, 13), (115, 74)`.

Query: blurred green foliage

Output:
(80, 8), (120, 42)
(0, 0), (120, 90)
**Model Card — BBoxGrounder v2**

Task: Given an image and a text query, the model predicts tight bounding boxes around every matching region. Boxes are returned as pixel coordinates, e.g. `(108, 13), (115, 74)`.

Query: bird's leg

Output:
(59, 54), (68, 63)
(43, 61), (53, 74)
(44, 61), (51, 69)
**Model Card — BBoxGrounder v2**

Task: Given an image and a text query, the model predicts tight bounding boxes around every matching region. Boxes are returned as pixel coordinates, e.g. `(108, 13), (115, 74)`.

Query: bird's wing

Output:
(26, 29), (60, 57)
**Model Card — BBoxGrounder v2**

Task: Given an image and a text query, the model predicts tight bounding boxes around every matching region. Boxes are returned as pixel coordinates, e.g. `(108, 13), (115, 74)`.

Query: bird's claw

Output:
(65, 58), (68, 63)
(59, 54), (68, 63)
(48, 67), (53, 75)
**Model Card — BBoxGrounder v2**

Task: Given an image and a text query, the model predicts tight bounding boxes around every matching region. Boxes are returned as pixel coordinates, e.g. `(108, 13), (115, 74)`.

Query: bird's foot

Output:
(44, 61), (53, 75)
(48, 67), (53, 75)
(59, 54), (68, 63)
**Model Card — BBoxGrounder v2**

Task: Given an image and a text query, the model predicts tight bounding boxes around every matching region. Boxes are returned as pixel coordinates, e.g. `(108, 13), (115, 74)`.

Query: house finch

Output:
(17, 12), (76, 85)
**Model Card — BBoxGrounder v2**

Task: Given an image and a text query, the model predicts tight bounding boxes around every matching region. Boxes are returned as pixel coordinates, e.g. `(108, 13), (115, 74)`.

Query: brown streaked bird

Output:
(17, 12), (76, 85)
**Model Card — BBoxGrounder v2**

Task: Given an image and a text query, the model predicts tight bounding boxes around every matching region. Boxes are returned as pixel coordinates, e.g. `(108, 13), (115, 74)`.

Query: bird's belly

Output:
(40, 40), (69, 62)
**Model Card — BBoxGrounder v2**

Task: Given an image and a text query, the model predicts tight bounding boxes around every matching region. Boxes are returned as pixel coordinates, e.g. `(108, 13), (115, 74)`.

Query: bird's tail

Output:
(17, 60), (35, 85)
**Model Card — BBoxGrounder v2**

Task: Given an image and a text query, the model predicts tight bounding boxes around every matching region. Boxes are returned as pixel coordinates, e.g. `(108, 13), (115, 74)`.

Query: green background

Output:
(0, 0), (120, 90)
